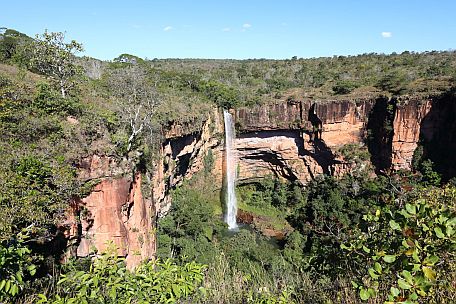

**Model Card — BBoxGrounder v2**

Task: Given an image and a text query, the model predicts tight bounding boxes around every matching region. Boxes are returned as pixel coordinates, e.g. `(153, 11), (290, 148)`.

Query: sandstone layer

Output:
(391, 100), (432, 170)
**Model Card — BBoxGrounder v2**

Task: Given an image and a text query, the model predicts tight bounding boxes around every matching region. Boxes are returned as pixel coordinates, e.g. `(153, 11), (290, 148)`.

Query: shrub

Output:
(33, 83), (82, 115)
(197, 80), (240, 109)
(342, 186), (456, 303)
(420, 159), (441, 186)
(0, 231), (38, 302)
(332, 80), (359, 95)
(376, 71), (408, 95)
(38, 245), (206, 304)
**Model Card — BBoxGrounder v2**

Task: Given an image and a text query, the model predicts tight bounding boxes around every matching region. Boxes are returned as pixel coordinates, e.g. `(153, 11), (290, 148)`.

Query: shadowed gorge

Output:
(366, 97), (396, 173)
(418, 88), (456, 181)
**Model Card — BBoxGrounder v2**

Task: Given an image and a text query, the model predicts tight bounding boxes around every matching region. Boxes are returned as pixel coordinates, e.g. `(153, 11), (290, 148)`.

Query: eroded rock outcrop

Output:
(64, 156), (155, 269)
(155, 110), (224, 216)
(234, 94), (456, 182)
(418, 91), (456, 180)
(391, 100), (432, 170)
(64, 110), (226, 268)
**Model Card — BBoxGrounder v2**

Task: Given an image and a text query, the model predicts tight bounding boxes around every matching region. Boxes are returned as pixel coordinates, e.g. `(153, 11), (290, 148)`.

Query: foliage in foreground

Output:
(36, 245), (205, 304)
(343, 186), (456, 303)
(0, 231), (38, 302)
(2, 171), (455, 303)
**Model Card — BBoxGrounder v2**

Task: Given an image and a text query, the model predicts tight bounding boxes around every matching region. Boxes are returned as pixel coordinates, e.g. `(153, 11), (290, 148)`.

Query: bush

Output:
(420, 159), (441, 186)
(0, 155), (78, 241)
(39, 245), (206, 304)
(197, 80), (240, 109)
(332, 80), (359, 95)
(0, 231), (38, 302)
(33, 83), (82, 115)
(342, 186), (456, 303)
(376, 71), (408, 95)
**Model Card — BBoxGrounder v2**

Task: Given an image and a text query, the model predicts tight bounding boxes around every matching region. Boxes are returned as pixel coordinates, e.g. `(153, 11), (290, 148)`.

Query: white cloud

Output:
(381, 31), (392, 38)
(222, 27), (231, 32)
(163, 26), (173, 32)
(242, 23), (252, 29)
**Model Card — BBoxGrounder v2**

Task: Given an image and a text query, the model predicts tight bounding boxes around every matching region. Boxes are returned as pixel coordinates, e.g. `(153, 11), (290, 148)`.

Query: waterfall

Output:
(223, 110), (238, 230)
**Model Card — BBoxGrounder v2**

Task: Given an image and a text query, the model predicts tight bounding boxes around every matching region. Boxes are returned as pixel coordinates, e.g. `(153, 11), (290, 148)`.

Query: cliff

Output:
(235, 99), (374, 183)
(64, 110), (224, 268)
(63, 156), (155, 268)
(234, 92), (455, 181)
(65, 90), (456, 267)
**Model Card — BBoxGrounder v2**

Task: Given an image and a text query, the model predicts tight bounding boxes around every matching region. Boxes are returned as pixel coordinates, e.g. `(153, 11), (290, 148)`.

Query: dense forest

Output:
(0, 28), (455, 303)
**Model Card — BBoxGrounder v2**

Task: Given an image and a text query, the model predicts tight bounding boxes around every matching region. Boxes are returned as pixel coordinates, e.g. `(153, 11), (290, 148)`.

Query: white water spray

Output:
(223, 110), (238, 230)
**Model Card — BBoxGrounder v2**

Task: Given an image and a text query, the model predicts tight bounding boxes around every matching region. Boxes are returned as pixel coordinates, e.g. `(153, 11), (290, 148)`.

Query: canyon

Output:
(65, 92), (456, 267)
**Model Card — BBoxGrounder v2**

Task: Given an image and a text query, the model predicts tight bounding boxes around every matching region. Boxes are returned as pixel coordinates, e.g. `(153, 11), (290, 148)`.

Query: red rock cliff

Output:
(65, 156), (155, 269)
(64, 91), (455, 267)
(391, 100), (432, 170)
(235, 99), (374, 183)
(234, 94), (454, 182)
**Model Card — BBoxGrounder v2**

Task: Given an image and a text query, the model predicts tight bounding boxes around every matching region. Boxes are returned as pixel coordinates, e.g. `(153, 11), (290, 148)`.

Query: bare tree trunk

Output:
(60, 84), (66, 98)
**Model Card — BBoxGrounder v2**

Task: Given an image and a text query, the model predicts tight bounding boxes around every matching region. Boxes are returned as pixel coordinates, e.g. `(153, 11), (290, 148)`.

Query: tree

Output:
(375, 71), (408, 95)
(107, 64), (159, 153)
(332, 80), (359, 95)
(0, 29), (31, 62)
(29, 30), (84, 98)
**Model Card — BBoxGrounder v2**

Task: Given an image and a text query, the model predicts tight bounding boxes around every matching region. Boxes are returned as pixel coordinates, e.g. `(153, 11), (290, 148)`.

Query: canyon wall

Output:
(64, 110), (224, 268)
(235, 94), (455, 181)
(64, 156), (155, 268)
(391, 99), (432, 170)
(66, 91), (455, 267)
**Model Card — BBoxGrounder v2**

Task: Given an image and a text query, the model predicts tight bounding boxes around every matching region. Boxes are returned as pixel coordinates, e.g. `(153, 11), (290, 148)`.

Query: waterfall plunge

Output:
(223, 110), (238, 230)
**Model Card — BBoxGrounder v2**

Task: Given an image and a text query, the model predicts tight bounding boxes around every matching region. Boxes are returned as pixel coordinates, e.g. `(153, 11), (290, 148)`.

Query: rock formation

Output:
(391, 99), (432, 170)
(235, 99), (374, 183)
(65, 90), (456, 266)
(234, 94), (455, 181)
(64, 156), (155, 269)
(64, 111), (224, 268)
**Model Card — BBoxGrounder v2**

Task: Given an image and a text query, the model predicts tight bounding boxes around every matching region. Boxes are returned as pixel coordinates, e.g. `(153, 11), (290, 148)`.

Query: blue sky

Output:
(1, 0), (455, 60)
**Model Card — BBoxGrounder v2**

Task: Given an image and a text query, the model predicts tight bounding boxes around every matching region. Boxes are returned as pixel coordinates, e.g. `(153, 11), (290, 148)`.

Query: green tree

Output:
(28, 30), (84, 98)
(420, 159), (441, 186)
(0, 28), (31, 62)
(376, 71), (408, 95)
(332, 80), (359, 95)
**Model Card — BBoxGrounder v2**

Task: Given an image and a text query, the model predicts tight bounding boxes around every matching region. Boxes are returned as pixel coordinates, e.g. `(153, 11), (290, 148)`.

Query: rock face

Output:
(391, 100), (432, 170)
(65, 156), (155, 269)
(65, 110), (225, 268)
(154, 110), (224, 216)
(234, 94), (456, 182)
(418, 91), (456, 180)
(235, 99), (374, 183)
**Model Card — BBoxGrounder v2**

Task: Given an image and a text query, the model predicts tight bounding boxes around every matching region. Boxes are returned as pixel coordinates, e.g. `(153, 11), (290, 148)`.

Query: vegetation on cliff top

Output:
(2, 28), (456, 110)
